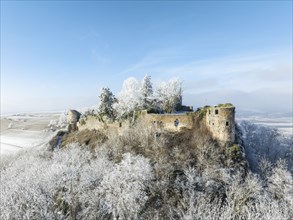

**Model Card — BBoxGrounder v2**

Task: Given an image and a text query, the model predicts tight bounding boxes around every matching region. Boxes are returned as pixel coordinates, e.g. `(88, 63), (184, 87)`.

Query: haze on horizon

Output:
(1, 1), (292, 115)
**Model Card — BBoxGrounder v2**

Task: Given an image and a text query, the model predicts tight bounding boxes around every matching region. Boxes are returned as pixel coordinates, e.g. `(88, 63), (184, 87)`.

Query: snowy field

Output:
(237, 116), (293, 136)
(0, 113), (62, 155)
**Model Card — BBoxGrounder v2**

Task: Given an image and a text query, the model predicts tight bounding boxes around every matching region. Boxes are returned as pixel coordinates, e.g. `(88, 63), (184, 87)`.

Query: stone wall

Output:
(77, 115), (130, 134)
(76, 104), (236, 146)
(77, 116), (105, 131)
(143, 113), (193, 131)
(205, 106), (235, 144)
(67, 110), (81, 132)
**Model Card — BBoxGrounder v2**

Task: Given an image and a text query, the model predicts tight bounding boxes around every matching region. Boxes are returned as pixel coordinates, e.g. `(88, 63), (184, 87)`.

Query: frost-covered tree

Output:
(267, 160), (293, 201)
(115, 77), (143, 118)
(239, 121), (293, 173)
(0, 144), (114, 220)
(58, 111), (68, 128)
(97, 153), (153, 219)
(115, 76), (185, 116)
(140, 74), (153, 109)
(1, 118), (293, 220)
(48, 112), (67, 129)
(156, 78), (182, 113)
(98, 87), (117, 120)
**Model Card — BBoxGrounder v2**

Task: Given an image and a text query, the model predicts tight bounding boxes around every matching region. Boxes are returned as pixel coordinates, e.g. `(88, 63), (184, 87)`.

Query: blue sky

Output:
(1, 1), (292, 114)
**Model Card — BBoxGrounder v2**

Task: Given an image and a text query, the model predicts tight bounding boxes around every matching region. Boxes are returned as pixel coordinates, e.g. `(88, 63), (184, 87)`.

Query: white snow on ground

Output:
(0, 113), (62, 155)
(237, 116), (293, 136)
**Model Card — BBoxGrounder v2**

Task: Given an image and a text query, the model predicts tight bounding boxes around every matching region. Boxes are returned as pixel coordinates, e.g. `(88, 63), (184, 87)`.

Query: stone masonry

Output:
(67, 109), (81, 132)
(205, 105), (236, 144)
(76, 104), (236, 146)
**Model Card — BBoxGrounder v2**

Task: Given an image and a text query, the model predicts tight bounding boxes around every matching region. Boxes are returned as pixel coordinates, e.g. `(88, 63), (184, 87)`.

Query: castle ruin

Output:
(76, 104), (236, 146)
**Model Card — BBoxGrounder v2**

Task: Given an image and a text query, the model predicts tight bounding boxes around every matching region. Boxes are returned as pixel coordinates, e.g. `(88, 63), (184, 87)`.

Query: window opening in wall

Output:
(215, 109), (219, 115)
(212, 123), (214, 125)
(119, 122), (122, 127)
(174, 119), (179, 127)
(226, 121), (229, 126)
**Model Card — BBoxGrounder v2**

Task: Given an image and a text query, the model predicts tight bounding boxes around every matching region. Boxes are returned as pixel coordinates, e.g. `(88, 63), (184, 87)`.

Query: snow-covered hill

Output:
(0, 113), (64, 155)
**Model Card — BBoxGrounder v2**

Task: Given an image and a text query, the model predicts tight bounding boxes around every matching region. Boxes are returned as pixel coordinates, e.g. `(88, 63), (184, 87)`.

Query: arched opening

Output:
(215, 109), (219, 115)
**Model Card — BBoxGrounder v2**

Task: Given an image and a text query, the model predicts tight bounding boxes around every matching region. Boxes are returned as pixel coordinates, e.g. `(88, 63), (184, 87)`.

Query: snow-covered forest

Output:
(1, 118), (292, 219)
(1, 76), (292, 219)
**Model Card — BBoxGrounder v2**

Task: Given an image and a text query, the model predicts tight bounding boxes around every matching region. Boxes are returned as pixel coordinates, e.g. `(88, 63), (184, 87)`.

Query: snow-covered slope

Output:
(0, 113), (62, 155)
(236, 113), (292, 136)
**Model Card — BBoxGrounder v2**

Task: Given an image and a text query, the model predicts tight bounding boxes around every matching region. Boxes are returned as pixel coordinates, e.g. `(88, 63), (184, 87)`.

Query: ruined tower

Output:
(205, 104), (235, 145)
(67, 109), (81, 132)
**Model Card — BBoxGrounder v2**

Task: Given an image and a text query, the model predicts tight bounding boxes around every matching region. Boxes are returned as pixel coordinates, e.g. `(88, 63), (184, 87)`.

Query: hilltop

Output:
(1, 76), (292, 220)
(1, 109), (292, 219)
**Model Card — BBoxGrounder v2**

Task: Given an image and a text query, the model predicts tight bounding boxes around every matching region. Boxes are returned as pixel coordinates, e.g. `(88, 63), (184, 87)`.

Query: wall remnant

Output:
(67, 109), (81, 132)
(75, 103), (236, 146)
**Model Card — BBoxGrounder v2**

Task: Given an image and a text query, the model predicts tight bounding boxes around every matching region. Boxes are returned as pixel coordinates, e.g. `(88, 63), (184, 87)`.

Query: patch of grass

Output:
(217, 103), (234, 108)
(191, 107), (208, 127)
(61, 129), (108, 149)
(228, 144), (242, 161)
(79, 118), (86, 126)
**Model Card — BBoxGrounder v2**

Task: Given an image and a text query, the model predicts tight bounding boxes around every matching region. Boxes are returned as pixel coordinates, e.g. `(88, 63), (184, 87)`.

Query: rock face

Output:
(67, 110), (81, 132)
